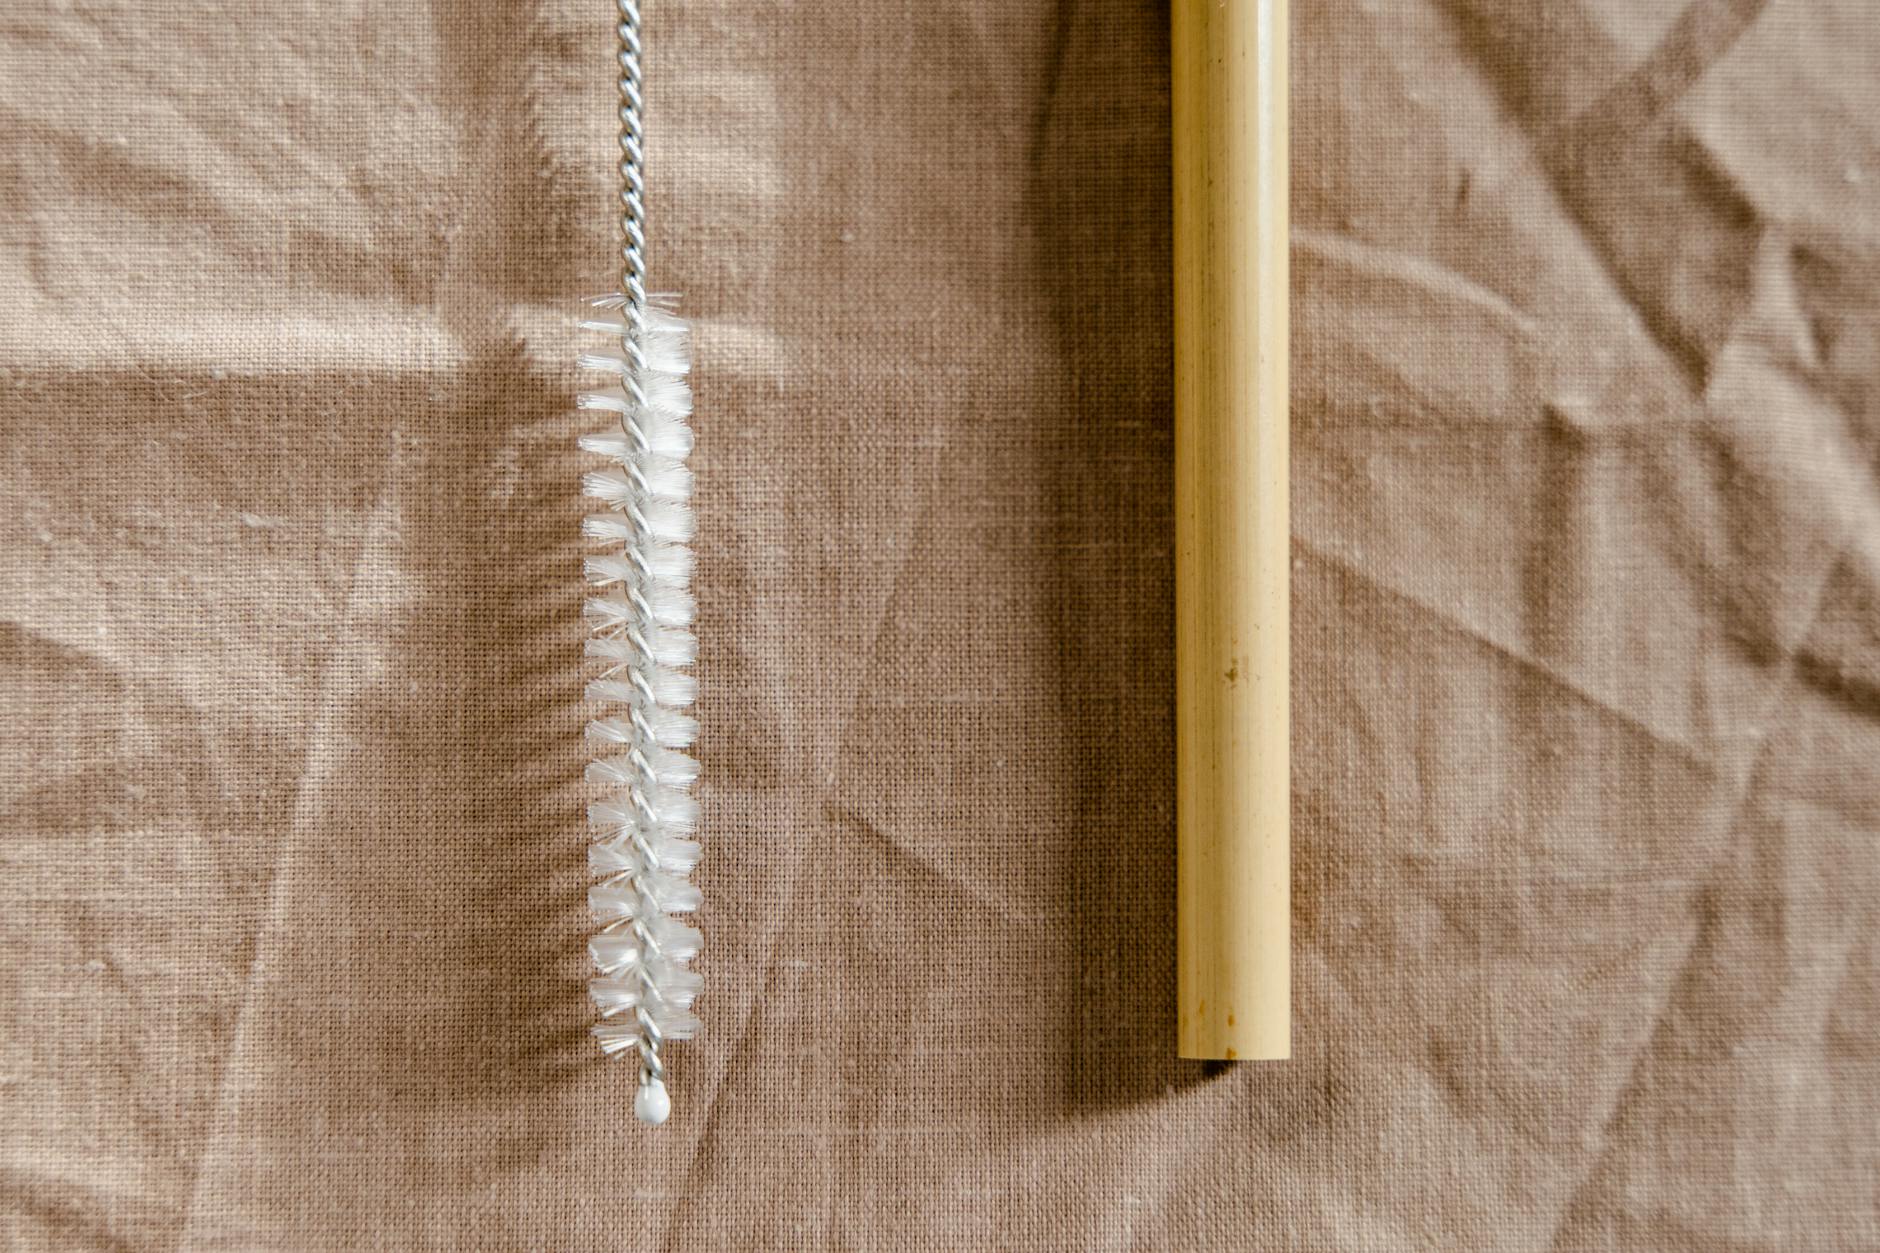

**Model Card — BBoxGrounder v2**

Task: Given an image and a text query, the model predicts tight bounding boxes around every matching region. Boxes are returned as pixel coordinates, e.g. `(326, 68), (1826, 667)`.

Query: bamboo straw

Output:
(1173, 0), (1289, 1061)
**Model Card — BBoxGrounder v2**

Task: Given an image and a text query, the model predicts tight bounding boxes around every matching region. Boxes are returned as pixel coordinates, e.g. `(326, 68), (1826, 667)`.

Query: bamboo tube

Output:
(1173, 0), (1289, 1061)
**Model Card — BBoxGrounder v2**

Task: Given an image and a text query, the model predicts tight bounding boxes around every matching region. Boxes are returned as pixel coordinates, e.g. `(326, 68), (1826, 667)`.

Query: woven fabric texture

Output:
(2, 1), (1877, 1248)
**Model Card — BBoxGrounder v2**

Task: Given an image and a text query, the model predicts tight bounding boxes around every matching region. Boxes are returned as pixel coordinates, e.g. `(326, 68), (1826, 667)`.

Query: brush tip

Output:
(634, 1076), (671, 1126)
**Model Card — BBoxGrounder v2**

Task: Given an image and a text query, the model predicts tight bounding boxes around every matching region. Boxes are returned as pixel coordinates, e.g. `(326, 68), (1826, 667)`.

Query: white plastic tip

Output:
(635, 1076), (672, 1126)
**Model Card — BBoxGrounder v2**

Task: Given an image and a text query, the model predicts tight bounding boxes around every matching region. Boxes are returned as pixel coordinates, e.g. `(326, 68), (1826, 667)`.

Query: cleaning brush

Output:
(579, 0), (699, 1127)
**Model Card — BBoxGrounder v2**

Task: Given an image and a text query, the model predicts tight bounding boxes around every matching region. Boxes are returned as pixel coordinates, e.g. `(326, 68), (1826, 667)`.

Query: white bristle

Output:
(645, 412), (695, 458)
(652, 837), (700, 873)
(646, 543), (694, 583)
(579, 291), (699, 1100)
(588, 715), (700, 754)
(580, 550), (693, 594)
(585, 717), (634, 745)
(589, 975), (641, 1016)
(659, 794), (701, 833)
(582, 462), (688, 507)
(598, 1006), (697, 1054)
(588, 838), (639, 874)
(582, 624), (695, 673)
(586, 644), (697, 694)
(590, 832), (700, 876)
(646, 583), (695, 628)
(584, 554), (634, 586)
(645, 1006), (702, 1041)
(590, 289), (682, 311)
(583, 753), (633, 786)
(581, 460), (690, 508)
(583, 595), (633, 631)
(582, 635), (634, 664)
(643, 459), (693, 502)
(577, 429), (631, 460)
(575, 377), (692, 422)
(650, 708), (698, 749)
(588, 790), (697, 836)
(646, 914), (702, 960)
(588, 932), (641, 973)
(646, 958), (703, 1007)
(583, 593), (693, 634)
(640, 373), (693, 419)
(584, 343), (690, 376)
(653, 668), (697, 706)
(657, 749), (700, 786)
(582, 467), (632, 505)
(584, 513), (634, 542)
(577, 350), (629, 374)
(643, 334), (691, 377)
(587, 882), (640, 924)
(645, 624), (696, 668)
(588, 873), (697, 921)
(649, 874), (701, 913)
(643, 499), (695, 543)
(587, 748), (697, 790)
(585, 678), (637, 704)
(576, 387), (632, 415)
(586, 795), (635, 830)
(582, 903), (703, 959)
(577, 418), (693, 462)
(593, 1021), (644, 1058)
(584, 652), (695, 705)
(583, 313), (693, 376)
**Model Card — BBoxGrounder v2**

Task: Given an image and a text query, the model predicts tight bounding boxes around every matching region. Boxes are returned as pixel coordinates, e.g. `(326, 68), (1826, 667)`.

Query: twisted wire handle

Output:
(612, 0), (662, 1100)
(616, 0), (648, 318)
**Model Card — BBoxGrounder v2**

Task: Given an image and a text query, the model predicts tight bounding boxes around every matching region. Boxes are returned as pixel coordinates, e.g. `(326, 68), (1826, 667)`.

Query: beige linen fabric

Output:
(3, 0), (1877, 1248)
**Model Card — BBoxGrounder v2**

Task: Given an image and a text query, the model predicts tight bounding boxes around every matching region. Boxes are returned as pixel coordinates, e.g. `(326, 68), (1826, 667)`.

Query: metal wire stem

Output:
(612, 0), (664, 1096)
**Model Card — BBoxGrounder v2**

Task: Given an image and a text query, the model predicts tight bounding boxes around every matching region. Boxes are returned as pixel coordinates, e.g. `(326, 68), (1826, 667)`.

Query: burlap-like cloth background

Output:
(4, 1), (1877, 1248)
